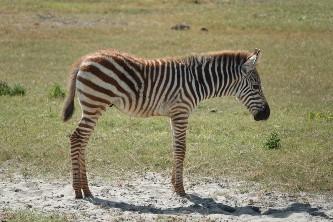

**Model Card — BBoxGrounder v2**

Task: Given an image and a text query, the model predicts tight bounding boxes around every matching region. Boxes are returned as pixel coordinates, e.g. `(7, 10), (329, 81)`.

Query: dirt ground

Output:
(0, 171), (332, 221)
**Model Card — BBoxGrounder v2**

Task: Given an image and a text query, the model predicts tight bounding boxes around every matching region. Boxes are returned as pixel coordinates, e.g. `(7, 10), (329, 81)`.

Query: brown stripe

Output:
(150, 62), (167, 113)
(80, 64), (130, 97)
(81, 117), (96, 124)
(77, 88), (110, 105)
(119, 55), (142, 74)
(162, 61), (175, 104)
(80, 100), (106, 111)
(71, 162), (80, 166)
(77, 76), (115, 97)
(78, 122), (94, 129)
(77, 128), (91, 134)
(71, 145), (81, 150)
(112, 56), (140, 92)
(83, 109), (102, 116)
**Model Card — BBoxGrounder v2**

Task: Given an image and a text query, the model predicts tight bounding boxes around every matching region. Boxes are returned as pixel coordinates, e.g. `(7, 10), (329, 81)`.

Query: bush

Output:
(308, 111), (332, 122)
(264, 132), (281, 150)
(11, 84), (26, 96)
(0, 81), (12, 96)
(0, 81), (26, 96)
(49, 84), (65, 98)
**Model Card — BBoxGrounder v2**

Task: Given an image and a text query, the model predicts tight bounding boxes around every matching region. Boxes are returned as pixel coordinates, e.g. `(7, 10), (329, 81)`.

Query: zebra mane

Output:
(180, 51), (252, 67)
(103, 49), (145, 62)
(85, 48), (252, 69)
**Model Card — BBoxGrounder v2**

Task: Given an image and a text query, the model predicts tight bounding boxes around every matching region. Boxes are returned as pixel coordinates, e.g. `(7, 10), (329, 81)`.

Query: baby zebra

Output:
(62, 48), (270, 199)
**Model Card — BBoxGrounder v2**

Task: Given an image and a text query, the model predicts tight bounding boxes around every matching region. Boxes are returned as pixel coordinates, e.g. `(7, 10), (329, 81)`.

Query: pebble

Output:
(171, 23), (191, 31)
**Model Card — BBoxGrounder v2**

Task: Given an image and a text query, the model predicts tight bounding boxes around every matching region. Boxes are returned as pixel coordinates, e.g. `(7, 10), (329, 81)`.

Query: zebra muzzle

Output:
(254, 103), (270, 121)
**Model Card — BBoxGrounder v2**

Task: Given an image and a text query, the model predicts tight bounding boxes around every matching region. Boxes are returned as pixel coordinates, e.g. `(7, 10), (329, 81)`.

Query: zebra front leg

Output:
(170, 113), (189, 196)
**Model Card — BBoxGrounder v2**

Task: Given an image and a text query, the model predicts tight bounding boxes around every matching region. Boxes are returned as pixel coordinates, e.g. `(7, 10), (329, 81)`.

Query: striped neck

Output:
(187, 52), (249, 101)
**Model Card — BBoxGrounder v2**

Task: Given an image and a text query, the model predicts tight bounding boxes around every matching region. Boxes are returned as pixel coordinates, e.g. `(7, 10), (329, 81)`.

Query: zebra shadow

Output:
(87, 194), (330, 219)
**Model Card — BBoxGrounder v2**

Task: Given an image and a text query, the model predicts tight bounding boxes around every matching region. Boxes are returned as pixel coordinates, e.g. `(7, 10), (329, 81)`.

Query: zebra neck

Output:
(191, 59), (240, 101)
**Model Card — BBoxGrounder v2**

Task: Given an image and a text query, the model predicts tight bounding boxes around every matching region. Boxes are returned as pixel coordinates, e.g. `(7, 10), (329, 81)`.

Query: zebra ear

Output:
(242, 48), (261, 73)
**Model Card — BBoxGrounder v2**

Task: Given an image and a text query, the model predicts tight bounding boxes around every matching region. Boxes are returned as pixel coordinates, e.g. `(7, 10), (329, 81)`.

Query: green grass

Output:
(263, 132), (281, 150)
(0, 210), (70, 222)
(49, 83), (65, 98)
(0, 0), (332, 193)
(0, 81), (26, 96)
(0, 81), (11, 96)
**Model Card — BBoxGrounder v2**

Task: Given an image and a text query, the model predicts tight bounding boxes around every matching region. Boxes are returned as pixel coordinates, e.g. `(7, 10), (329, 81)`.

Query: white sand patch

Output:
(0, 172), (332, 221)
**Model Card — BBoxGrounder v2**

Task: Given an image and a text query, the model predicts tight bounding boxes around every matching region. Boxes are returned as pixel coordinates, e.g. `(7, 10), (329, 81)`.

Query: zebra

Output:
(62, 48), (270, 199)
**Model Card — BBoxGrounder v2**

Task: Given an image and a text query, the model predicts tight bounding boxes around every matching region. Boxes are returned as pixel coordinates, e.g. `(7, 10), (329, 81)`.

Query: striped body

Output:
(63, 48), (270, 198)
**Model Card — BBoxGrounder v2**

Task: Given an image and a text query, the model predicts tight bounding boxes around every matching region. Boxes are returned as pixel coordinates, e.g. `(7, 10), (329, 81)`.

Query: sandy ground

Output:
(0, 172), (332, 222)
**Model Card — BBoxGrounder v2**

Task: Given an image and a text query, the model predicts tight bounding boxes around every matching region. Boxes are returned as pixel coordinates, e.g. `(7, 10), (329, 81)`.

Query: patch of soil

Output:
(0, 172), (332, 221)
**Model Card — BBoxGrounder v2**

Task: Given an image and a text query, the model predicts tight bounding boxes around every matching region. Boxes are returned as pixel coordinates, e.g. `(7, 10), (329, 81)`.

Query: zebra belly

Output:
(114, 95), (171, 117)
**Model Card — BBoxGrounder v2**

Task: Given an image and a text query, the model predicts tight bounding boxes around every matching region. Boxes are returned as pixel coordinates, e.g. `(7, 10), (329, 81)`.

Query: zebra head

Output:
(237, 49), (270, 121)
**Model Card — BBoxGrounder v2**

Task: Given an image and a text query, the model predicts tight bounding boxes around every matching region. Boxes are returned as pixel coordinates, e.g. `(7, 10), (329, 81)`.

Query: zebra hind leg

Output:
(70, 109), (103, 199)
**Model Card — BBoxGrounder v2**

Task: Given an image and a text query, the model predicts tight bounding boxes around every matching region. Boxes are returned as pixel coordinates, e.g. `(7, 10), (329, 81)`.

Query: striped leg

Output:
(170, 113), (189, 196)
(79, 132), (92, 198)
(70, 113), (100, 199)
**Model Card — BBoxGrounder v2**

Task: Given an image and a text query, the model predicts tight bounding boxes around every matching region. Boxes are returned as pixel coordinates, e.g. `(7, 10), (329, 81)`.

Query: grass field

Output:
(1, 210), (70, 222)
(0, 0), (332, 194)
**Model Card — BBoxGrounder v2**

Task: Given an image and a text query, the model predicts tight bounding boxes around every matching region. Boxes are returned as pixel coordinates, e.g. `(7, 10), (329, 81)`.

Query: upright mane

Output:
(84, 49), (252, 69)
(179, 50), (252, 67)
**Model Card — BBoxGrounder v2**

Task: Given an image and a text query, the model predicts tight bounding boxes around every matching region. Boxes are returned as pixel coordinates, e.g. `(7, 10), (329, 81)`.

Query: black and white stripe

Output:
(63, 48), (270, 198)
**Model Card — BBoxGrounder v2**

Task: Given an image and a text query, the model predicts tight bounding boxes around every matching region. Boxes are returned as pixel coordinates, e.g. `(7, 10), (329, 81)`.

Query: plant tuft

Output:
(0, 81), (12, 96)
(49, 84), (65, 98)
(0, 81), (26, 96)
(308, 111), (332, 122)
(264, 132), (281, 150)
(11, 84), (26, 96)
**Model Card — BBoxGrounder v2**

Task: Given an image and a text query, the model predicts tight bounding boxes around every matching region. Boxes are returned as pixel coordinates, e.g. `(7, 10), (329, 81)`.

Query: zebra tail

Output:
(62, 62), (80, 122)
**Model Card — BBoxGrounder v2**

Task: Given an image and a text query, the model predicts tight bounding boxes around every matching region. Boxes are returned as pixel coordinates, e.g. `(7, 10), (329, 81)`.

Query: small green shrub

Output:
(10, 84), (26, 96)
(308, 111), (333, 121)
(264, 132), (281, 150)
(0, 81), (26, 96)
(49, 84), (65, 98)
(0, 81), (12, 95)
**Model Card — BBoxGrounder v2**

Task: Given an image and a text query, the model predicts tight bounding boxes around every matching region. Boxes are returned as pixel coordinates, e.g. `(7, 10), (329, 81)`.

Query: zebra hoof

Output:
(84, 192), (93, 198)
(75, 190), (83, 199)
(175, 190), (187, 197)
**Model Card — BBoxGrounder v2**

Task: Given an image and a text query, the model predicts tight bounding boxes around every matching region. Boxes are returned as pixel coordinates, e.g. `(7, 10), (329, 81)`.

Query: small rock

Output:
(90, 215), (98, 219)
(171, 23), (190, 31)
(265, 192), (272, 196)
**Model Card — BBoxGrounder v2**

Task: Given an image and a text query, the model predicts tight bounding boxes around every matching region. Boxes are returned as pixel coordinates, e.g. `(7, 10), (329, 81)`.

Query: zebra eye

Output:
(253, 84), (260, 90)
